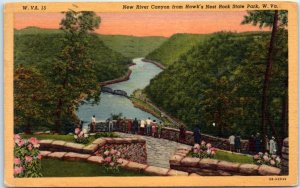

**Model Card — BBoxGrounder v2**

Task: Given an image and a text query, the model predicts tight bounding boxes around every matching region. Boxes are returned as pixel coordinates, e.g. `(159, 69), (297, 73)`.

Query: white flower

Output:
(74, 135), (78, 139)
(83, 129), (87, 134)
(276, 157), (281, 163)
(84, 134), (89, 138)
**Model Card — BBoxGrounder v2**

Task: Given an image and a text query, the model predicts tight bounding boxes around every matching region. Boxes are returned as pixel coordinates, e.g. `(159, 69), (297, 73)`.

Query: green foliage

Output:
(146, 34), (211, 66)
(94, 132), (118, 138)
(14, 135), (43, 177)
(99, 35), (167, 58)
(145, 31), (287, 138)
(214, 150), (254, 164)
(14, 65), (54, 133)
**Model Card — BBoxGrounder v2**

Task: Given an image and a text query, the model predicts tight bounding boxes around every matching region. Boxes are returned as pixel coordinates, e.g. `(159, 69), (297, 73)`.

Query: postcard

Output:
(4, 1), (298, 187)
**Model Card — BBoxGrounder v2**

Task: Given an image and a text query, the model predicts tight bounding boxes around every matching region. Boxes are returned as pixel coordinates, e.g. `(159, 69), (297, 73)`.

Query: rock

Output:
(48, 152), (67, 159)
(82, 144), (98, 154)
(282, 153), (288, 160)
(281, 146), (289, 154)
(52, 140), (66, 150)
(64, 152), (91, 161)
(181, 157), (200, 167)
(283, 138), (289, 147)
(44, 131), (51, 134)
(64, 142), (85, 153)
(92, 138), (106, 146)
(198, 158), (219, 169)
(216, 170), (232, 176)
(113, 138), (127, 144)
(217, 161), (240, 172)
(167, 169), (188, 176)
(239, 164), (259, 175)
(40, 151), (51, 157)
(125, 161), (148, 172)
(145, 166), (169, 176)
(189, 173), (200, 176)
(103, 138), (115, 144)
(33, 131), (44, 135)
(175, 152), (187, 157)
(87, 156), (104, 164)
(39, 140), (54, 149)
(117, 158), (129, 167)
(258, 165), (281, 175)
(177, 145), (192, 151)
(169, 155), (184, 166)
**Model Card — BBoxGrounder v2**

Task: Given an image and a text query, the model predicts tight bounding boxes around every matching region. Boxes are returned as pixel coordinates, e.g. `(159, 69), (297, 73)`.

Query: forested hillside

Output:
(99, 35), (167, 59)
(15, 27), (131, 82)
(145, 31), (287, 138)
(145, 34), (211, 67)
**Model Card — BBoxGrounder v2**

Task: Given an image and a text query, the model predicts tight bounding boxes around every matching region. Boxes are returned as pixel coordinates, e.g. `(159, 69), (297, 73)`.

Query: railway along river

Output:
(77, 58), (163, 127)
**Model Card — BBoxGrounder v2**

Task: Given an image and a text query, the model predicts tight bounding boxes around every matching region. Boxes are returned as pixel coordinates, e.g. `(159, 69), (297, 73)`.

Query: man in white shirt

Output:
(91, 115), (96, 132)
(146, 117), (152, 135)
(228, 134), (235, 152)
(140, 119), (145, 135)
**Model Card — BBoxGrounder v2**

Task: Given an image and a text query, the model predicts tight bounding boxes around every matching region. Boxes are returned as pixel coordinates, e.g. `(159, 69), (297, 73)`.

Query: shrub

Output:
(101, 148), (121, 172)
(14, 134), (42, 177)
(95, 132), (118, 138)
(190, 141), (217, 159)
(74, 128), (89, 144)
(253, 152), (281, 168)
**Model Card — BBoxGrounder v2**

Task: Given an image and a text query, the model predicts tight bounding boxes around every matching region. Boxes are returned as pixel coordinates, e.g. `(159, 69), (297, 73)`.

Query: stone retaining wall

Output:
(40, 150), (191, 176)
(169, 146), (281, 176)
(39, 137), (147, 163)
(281, 137), (288, 175)
(161, 127), (249, 152)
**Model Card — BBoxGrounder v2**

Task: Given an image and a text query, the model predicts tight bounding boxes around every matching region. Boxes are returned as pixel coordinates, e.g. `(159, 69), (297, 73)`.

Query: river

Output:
(77, 58), (163, 126)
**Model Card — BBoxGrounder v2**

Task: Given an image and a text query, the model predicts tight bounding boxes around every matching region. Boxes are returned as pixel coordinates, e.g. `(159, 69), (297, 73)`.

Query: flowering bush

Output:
(101, 148), (121, 172)
(253, 152), (281, 168)
(191, 141), (217, 159)
(14, 134), (42, 177)
(74, 128), (89, 144)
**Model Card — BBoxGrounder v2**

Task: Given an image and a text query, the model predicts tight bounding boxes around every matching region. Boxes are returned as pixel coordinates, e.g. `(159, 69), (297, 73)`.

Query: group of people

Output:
(228, 132), (278, 154)
(91, 115), (164, 138)
(248, 133), (278, 154)
(228, 134), (242, 153)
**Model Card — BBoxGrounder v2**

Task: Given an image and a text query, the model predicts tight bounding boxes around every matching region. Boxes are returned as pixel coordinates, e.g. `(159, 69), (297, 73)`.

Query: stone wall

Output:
(94, 138), (147, 164)
(281, 137), (288, 175)
(169, 146), (281, 176)
(161, 127), (249, 152)
(39, 137), (147, 163)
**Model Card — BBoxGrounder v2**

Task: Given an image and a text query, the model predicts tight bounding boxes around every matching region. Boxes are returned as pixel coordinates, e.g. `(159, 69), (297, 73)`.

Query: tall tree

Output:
(242, 10), (287, 149)
(50, 10), (101, 133)
(14, 65), (52, 133)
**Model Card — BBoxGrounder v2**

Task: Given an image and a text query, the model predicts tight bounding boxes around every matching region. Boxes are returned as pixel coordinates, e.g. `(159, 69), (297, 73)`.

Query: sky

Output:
(14, 11), (268, 37)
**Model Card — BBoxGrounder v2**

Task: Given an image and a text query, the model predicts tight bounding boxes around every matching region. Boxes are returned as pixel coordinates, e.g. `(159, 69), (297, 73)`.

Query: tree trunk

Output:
(281, 80), (288, 138)
(261, 10), (279, 150)
(25, 118), (31, 134)
(55, 98), (63, 133)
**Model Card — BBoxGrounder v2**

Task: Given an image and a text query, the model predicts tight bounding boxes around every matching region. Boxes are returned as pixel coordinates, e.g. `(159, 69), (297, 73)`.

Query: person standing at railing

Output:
(193, 126), (201, 145)
(146, 117), (152, 136)
(179, 124), (186, 143)
(151, 120), (157, 137)
(157, 121), (163, 138)
(91, 115), (96, 133)
(133, 118), (139, 134)
(108, 119), (114, 132)
(140, 119), (145, 135)
(127, 119), (133, 133)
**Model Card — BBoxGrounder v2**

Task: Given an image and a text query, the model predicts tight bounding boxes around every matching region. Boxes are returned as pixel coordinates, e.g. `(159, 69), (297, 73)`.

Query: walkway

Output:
(116, 132), (191, 168)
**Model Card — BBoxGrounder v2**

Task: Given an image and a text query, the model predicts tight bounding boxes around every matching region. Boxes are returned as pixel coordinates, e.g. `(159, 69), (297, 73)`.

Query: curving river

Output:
(77, 58), (162, 126)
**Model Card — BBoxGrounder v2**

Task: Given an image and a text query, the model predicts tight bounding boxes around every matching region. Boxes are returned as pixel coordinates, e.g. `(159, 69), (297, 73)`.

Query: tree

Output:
(50, 11), (101, 133)
(14, 65), (52, 133)
(242, 10), (288, 149)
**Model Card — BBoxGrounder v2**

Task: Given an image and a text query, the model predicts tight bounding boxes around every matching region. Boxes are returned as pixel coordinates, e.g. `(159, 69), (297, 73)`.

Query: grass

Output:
(214, 150), (254, 164)
(41, 158), (151, 177)
(21, 134), (96, 145)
